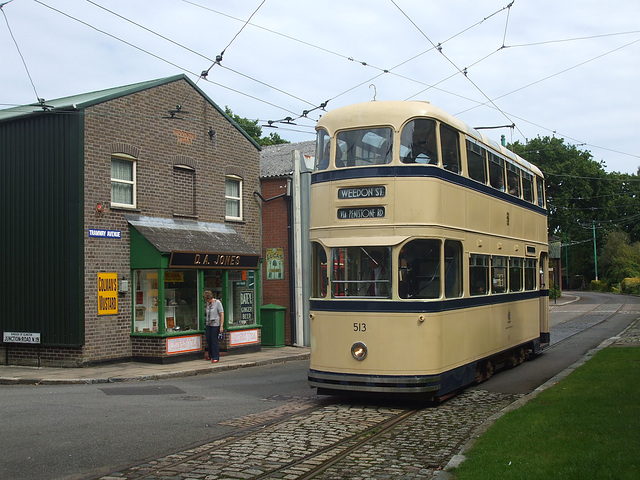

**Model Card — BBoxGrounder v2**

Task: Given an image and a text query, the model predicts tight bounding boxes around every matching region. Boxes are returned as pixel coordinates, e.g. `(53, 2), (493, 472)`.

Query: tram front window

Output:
(401, 119), (438, 165)
(315, 128), (331, 171)
(335, 128), (393, 167)
(330, 247), (390, 298)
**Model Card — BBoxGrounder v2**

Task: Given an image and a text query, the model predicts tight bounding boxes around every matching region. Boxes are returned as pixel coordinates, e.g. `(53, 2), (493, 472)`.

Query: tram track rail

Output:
(549, 298), (631, 348)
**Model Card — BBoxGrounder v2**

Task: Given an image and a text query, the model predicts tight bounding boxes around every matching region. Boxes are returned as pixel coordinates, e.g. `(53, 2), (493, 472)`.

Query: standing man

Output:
(203, 290), (224, 363)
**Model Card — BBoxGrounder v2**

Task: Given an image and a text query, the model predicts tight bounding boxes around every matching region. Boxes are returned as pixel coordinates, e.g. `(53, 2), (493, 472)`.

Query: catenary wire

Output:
(1, 0), (41, 103)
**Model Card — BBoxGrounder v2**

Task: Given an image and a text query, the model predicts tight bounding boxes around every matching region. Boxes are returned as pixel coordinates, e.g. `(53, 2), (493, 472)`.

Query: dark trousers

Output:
(206, 325), (220, 360)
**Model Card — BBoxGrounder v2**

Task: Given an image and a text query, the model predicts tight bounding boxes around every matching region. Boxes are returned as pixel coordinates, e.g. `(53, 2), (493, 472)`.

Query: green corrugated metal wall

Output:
(0, 111), (85, 345)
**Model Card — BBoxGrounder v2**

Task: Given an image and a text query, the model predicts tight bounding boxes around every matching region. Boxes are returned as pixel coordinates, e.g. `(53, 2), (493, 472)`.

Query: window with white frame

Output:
(225, 175), (242, 220)
(111, 154), (136, 208)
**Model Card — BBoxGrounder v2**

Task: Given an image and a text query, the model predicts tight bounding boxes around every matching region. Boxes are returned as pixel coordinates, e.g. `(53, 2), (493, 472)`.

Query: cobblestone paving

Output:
(612, 318), (640, 347)
(98, 389), (521, 480)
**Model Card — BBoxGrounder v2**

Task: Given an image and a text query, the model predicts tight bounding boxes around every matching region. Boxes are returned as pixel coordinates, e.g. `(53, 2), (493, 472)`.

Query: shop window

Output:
(225, 176), (243, 221)
(133, 269), (199, 334)
(491, 256), (507, 294)
(230, 270), (257, 326)
(311, 242), (328, 298)
(470, 254), (489, 296)
(134, 270), (159, 333)
(163, 270), (198, 332)
(111, 154), (136, 208)
(399, 239), (440, 299)
(173, 165), (196, 216)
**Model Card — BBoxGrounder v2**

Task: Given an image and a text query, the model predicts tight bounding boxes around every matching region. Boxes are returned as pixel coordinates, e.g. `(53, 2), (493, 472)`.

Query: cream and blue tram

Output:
(308, 101), (549, 399)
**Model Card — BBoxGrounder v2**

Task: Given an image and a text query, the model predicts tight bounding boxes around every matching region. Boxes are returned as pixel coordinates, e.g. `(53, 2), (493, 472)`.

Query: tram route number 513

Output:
(353, 322), (367, 332)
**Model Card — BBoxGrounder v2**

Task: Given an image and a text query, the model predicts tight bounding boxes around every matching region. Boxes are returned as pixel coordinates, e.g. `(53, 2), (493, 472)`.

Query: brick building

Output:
(259, 142), (314, 346)
(0, 74), (264, 366)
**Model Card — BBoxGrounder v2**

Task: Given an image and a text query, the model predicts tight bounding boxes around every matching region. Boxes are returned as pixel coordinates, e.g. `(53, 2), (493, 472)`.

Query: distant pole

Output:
(593, 221), (598, 281)
(565, 233), (569, 288)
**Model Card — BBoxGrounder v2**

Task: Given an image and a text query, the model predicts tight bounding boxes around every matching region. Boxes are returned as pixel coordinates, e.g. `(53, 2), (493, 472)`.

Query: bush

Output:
(620, 277), (640, 295)
(549, 281), (560, 300)
(590, 280), (609, 292)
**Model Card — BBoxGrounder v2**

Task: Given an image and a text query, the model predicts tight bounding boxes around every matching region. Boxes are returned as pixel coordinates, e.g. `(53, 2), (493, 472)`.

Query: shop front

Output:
(127, 215), (261, 363)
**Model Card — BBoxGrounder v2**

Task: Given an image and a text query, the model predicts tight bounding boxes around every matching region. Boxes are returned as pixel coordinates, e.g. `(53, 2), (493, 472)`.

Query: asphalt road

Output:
(475, 291), (640, 394)
(0, 360), (313, 480)
(1, 291), (637, 480)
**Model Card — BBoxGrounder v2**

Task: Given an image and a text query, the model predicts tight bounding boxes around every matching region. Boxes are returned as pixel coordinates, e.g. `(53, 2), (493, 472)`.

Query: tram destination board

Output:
(338, 206), (385, 219)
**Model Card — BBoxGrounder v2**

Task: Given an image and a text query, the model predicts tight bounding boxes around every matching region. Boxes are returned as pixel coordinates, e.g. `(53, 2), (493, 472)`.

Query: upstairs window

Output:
(441, 124), (461, 173)
(225, 176), (242, 221)
(466, 139), (487, 184)
(335, 127), (393, 167)
(111, 154), (136, 208)
(400, 119), (438, 165)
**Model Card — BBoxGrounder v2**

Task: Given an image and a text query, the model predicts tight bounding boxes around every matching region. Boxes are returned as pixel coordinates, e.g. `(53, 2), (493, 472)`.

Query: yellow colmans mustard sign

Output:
(98, 272), (118, 315)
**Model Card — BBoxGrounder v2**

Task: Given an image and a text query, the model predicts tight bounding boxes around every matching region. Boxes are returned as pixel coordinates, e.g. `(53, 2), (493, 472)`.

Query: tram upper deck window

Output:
(536, 175), (546, 207)
(330, 247), (390, 298)
(506, 162), (521, 197)
(335, 128), (393, 168)
(466, 140), (487, 184)
(441, 124), (461, 173)
(522, 171), (534, 203)
(489, 153), (505, 191)
(400, 119), (438, 165)
(399, 239), (440, 299)
(315, 129), (331, 171)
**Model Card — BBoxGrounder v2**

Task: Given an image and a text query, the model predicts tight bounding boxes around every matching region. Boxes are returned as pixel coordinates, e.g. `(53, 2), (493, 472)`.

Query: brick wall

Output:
(80, 78), (262, 364)
(260, 177), (292, 344)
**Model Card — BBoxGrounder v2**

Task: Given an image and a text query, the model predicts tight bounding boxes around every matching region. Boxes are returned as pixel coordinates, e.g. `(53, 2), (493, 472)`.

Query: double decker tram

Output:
(308, 101), (549, 400)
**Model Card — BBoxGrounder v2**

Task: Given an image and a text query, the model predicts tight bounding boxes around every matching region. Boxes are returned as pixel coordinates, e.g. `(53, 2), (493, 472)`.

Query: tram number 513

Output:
(353, 322), (367, 332)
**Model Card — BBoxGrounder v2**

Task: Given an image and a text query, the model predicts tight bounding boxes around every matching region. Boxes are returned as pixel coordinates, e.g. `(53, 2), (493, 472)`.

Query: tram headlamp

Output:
(351, 342), (367, 360)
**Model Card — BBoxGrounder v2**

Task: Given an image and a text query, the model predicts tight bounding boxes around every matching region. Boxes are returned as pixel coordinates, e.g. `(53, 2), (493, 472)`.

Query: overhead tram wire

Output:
(36, 0), (322, 126)
(200, 0), (267, 80)
(390, 0), (524, 139)
(86, 0), (322, 129)
(1, 0), (43, 105)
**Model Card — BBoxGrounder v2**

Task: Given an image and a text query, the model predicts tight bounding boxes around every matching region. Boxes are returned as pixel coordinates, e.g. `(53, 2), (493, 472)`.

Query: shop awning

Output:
(126, 215), (260, 269)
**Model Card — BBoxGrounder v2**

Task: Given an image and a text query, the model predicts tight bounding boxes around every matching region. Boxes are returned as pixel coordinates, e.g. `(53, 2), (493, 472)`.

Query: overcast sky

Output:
(2, 0), (639, 173)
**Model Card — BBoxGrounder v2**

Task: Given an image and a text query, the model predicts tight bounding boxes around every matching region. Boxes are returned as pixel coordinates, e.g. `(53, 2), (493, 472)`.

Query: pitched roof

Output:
(0, 74), (260, 150)
(260, 141), (315, 178)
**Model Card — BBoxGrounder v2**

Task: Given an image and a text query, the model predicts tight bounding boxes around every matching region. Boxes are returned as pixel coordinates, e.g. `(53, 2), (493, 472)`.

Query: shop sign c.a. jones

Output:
(169, 251), (260, 269)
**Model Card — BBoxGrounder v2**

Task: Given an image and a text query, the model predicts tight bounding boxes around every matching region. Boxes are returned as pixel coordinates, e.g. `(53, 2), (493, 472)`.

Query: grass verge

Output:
(450, 346), (640, 480)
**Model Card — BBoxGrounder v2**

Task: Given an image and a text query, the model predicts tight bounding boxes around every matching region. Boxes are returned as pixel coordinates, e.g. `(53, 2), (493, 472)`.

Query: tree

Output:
(600, 231), (640, 283)
(508, 136), (624, 283)
(224, 107), (289, 146)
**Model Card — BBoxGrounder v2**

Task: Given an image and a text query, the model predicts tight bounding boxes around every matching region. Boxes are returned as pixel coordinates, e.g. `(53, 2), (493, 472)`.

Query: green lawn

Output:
(451, 347), (640, 480)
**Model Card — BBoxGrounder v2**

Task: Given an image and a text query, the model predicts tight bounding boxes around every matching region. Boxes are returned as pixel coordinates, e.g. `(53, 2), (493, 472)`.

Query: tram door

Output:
(539, 252), (550, 345)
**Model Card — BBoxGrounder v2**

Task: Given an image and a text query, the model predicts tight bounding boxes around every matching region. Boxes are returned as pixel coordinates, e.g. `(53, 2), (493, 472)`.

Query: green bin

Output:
(260, 304), (286, 347)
